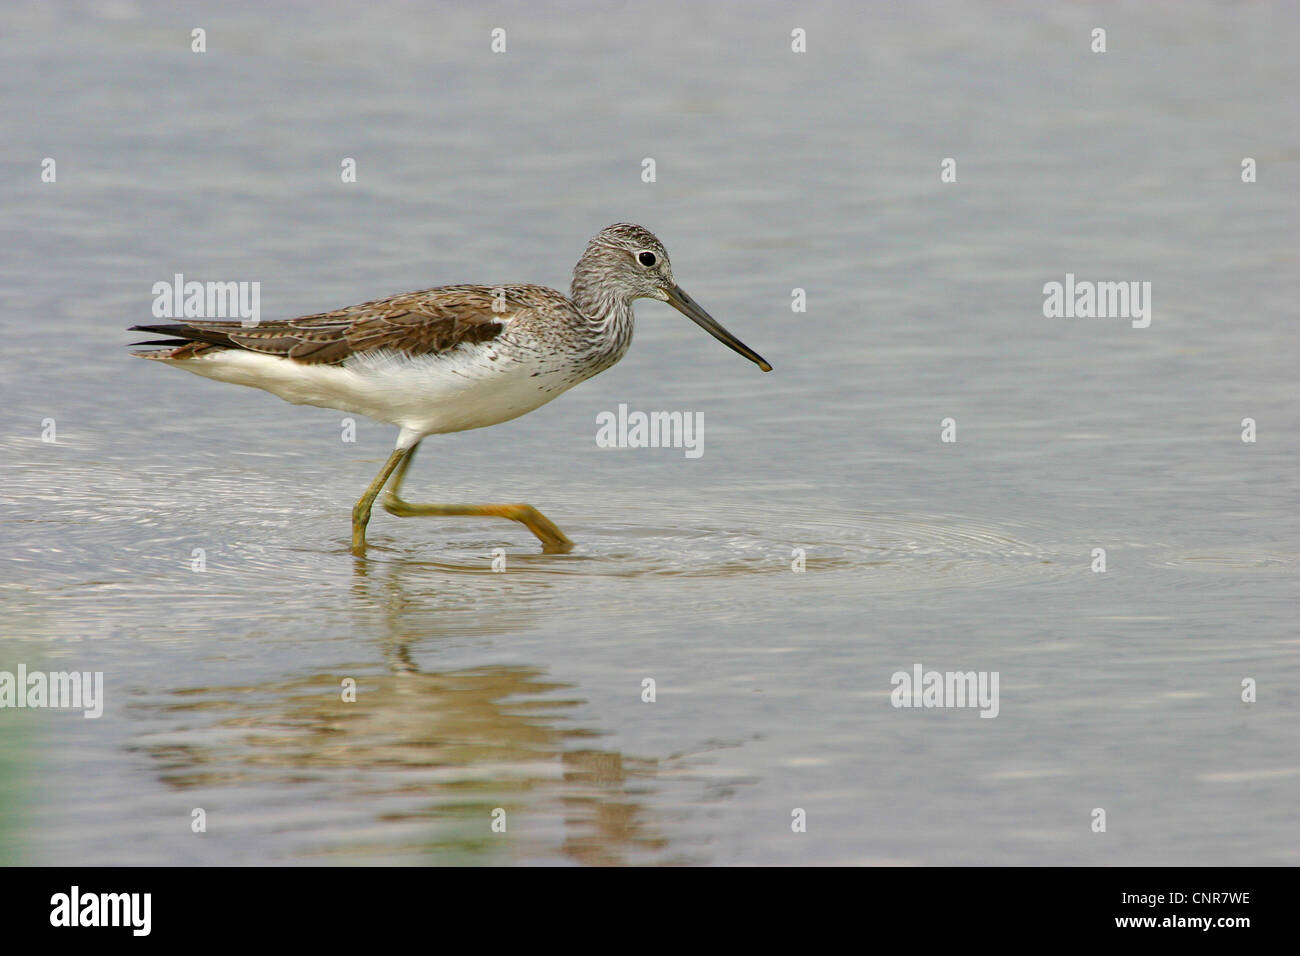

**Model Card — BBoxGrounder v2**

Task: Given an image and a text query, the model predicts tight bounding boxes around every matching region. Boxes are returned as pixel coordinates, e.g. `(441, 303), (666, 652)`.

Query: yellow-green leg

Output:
(351, 446), (412, 556)
(381, 442), (574, 554)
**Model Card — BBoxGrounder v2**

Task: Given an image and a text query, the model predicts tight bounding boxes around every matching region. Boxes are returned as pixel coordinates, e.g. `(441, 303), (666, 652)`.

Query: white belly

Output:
(164, 343), (586, 438)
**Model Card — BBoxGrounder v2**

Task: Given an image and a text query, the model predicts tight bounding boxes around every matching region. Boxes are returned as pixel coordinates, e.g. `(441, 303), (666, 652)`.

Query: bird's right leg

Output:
(382, 442), (574, 554)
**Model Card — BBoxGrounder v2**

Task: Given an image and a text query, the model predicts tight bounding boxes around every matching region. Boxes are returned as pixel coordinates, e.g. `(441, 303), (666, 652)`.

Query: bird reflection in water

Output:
(138, 660), (675, 865)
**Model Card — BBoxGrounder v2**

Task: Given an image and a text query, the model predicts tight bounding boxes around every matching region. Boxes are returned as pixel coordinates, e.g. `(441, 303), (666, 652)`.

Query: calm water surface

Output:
(1, 1), (1297, 865)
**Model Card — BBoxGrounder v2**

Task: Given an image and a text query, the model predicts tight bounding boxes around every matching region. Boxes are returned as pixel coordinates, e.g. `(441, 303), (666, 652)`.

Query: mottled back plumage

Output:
(132, 285), (570, 365)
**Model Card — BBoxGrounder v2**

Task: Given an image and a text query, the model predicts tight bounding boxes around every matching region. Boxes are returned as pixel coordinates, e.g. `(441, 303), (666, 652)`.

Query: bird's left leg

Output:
(351, 445), (412, 556)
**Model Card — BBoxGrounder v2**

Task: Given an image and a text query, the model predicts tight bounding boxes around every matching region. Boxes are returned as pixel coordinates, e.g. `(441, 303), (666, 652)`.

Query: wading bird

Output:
(130, 223), (771, 555)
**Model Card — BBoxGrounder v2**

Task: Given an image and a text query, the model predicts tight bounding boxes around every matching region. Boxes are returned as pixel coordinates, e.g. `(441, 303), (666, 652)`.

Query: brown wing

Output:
(129, 285), (525, 365)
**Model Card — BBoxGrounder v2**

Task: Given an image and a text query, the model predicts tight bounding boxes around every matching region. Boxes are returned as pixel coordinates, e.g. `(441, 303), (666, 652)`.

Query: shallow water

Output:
(1, 1), (1297, 865)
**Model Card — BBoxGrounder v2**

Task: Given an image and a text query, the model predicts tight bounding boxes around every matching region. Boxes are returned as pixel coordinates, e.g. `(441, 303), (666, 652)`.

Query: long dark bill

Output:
(665, 285), (772, 372)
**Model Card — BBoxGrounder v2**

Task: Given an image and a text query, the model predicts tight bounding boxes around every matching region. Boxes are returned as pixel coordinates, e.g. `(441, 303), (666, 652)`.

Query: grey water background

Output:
(1, 0), (1296, 865)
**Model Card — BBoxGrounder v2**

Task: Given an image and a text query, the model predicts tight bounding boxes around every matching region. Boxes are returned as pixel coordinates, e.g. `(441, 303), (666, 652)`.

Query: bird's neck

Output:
(569, 259), (635, 368)
(570, 261), (633, 329)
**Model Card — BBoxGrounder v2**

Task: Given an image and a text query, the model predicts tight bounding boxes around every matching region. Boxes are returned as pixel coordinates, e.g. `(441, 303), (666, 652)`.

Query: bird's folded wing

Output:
(132, 285), (525, 365)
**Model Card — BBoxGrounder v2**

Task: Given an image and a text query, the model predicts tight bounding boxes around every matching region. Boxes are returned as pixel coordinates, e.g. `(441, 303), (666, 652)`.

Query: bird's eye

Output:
(637, 251), (657, 267)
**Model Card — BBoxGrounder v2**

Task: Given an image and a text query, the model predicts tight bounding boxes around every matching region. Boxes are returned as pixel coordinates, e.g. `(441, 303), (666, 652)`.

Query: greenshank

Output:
(129, 223), (771, 556)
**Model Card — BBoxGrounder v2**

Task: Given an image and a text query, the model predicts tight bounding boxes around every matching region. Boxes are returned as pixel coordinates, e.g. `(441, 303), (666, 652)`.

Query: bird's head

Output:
(575, 223), (772, 372)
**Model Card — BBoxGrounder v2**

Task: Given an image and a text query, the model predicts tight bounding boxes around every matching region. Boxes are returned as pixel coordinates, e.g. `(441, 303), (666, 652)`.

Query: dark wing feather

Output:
(129, 285), (523, 365)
